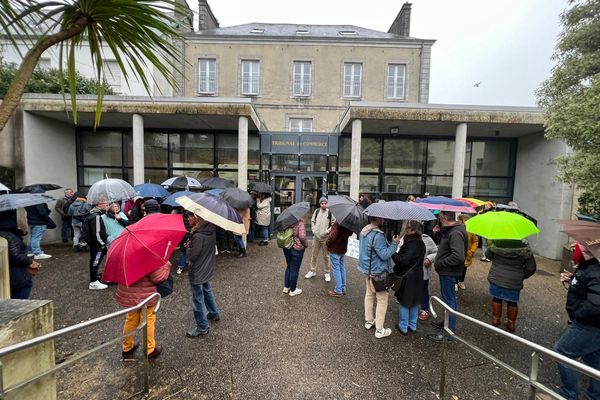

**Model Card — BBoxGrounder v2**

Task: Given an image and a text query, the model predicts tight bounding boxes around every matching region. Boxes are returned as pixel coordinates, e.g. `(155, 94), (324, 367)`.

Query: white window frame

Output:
(288, 118), (313, 132)
(292, 61), (312, 97)
(241, 59), (260, 96)
(105, 60), (121, 94)
(386, 63), (406, 99)
(343, 62), (362, 98)
(197, 58), (217, 95)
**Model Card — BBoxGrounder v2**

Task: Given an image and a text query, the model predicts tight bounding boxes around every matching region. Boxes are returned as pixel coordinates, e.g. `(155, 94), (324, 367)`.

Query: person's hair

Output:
(64, 188), (73, 193)
(406, 195), (416, 202)
(440, 211), (456, 221)
(457, 214), (470, 223)
(507, 201), (518, 208)
(368, 216), (382, 224)
(404, 220), (423, 234)
(94, 196), (109, 206)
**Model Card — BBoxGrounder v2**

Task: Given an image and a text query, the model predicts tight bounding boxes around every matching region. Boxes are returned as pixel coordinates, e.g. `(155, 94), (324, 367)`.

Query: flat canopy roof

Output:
(17, 94), (261, 131)
(339, 102), (545, 138)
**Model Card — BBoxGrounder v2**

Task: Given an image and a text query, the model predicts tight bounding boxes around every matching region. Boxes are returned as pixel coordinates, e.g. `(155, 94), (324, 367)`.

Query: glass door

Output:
(300, 175), (326, 236)
(272, 175), (297, 222)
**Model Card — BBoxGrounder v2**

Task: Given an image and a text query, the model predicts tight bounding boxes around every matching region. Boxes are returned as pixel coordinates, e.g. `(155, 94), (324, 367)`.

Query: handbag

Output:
(368, 233), (399, 292)
(156, 273), (173, 298)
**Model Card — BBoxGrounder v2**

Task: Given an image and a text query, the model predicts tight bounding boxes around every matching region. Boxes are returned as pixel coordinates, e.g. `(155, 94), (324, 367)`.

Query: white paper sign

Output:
(345, 237), (360, 259)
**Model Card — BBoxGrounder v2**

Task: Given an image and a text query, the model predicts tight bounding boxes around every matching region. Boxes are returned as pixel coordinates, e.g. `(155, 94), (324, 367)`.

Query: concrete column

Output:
(132, 114), (144, 185)
(350, 119), (362, 201)
(452, 122), (467, 198)
(238, 116), (248, 190)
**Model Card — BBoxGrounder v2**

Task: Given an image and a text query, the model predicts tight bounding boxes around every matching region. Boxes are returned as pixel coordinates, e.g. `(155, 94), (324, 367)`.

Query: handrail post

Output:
(439, 309), (448, 399)
(528, 352), (540, 400)
(0, 360), (5, 398)
(142, 306), (150, 395)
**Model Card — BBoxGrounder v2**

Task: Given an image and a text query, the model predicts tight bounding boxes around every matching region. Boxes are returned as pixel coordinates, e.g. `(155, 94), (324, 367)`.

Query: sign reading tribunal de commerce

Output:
(261, 133), (338, 155)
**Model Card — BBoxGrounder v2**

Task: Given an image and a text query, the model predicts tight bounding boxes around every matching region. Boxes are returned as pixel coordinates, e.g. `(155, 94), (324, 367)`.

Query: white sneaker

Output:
(304, 271), (316, 279)
(324, 273), (331, 282)
(89, 280), (108, 290)
(176, 267), (183, 275)
(364, 320), (376, 330)
(27, 253), (34, 257)
(34, 253), (52, 260)
(375, 328), (392, 338)
(288, 288), (302, 296)
(282, 287), (290, 294)
(458, 282), (466, 290)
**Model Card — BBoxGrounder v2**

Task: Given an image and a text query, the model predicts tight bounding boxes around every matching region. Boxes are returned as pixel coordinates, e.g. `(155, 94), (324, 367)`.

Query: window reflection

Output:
(171, 133), (214, 169)
(384, 139), (424, 174)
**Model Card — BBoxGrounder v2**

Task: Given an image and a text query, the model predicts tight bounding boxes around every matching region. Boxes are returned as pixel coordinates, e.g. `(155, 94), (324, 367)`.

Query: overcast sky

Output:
(189, 0), (568, 107)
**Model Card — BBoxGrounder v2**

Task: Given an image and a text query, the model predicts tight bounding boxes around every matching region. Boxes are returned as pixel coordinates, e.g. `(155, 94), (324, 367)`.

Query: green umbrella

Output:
(465, 211), (540, 240)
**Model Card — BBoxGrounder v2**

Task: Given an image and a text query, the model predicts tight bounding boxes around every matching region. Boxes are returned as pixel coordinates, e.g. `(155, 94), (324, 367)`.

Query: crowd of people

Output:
(1, 187), (598, 399)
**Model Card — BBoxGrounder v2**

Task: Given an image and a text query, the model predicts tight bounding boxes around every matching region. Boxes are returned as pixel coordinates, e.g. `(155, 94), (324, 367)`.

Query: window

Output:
(387, 64), (406, 99)
(343, 63), (362, 97)
(296, 29), (309, 35)
(289, 118), (313, 132)
(339, 30), (358, 36)
(250, 28), (264, 34)
(105, 60), (121, 93)
(292, 61), (312, 96)
(198, 58), (216, 94)
(241, 60), (260, 95)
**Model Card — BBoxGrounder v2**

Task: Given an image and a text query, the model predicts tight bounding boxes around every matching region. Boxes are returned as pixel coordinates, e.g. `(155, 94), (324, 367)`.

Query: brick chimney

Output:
(388, 3), (412, 37)
(198, 0), (219, 31)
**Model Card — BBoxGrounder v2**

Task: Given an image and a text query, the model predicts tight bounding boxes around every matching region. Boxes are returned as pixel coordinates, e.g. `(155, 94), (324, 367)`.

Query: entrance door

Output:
(272, 173), (327, 236)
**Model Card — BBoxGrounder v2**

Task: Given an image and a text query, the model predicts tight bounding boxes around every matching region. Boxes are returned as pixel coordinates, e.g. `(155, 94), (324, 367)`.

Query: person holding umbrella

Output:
(256, 193), (272, 246)
(83, 198), (110, 290)
(0, 227), (40, 299)
(282, 217), (309, 297)
(24, 186), (55, 260)
(326, 221), (353, 297)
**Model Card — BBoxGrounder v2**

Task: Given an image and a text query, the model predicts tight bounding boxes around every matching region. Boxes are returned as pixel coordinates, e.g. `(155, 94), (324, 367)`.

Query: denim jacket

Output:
(357, 225), (397, 275)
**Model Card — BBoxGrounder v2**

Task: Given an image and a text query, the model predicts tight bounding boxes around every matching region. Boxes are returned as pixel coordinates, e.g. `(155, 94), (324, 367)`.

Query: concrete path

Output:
(30, 240), (569, 399)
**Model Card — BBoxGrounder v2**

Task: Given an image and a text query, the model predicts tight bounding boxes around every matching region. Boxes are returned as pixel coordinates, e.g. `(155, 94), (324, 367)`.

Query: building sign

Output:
(260, 132), (338, 155)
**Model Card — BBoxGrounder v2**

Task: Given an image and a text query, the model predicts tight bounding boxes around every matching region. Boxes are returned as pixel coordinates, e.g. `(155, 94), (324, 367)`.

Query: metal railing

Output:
(0, 293), (162, 399)
(429, 295), (600, 400)
(0, 238), (10, 299)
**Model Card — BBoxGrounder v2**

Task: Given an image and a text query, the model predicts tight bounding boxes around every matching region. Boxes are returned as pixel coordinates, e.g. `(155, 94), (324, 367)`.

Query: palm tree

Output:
(0, 0), (187, 130)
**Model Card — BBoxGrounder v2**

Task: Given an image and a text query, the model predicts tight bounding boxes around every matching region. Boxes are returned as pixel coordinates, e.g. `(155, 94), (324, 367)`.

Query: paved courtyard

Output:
(29, 240), (570, 399)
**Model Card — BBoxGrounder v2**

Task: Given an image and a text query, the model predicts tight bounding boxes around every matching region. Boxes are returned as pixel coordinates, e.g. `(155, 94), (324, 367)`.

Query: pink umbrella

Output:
(415, 196), (476, 214)
(103, 214), (186, 286)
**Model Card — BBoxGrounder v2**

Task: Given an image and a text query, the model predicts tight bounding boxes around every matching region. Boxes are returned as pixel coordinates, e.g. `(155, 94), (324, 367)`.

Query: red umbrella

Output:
(103, 214), (187, 286)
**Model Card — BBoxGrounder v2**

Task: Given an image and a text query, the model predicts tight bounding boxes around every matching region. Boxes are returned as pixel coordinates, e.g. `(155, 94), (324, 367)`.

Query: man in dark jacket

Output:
(550, 243), (600, 400)
(25, 202), (54, 260)
(0, 229), (40, 299)
(55, 188), (74, 243)
(428, 211), (467, 342)
(185, 213), (220, 338)
(83, 199), (109, 290)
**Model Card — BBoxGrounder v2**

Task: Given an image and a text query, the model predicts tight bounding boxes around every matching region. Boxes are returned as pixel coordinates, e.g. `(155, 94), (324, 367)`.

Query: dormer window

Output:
(339, 30), (358, 36)
(250, 28), (264, 34)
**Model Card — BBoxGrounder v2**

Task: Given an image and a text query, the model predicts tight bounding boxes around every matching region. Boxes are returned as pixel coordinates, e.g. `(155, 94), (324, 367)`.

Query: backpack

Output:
(276, 227), (294, 249)
(312, 209), (332, 228)
(71, 202), (92, 222)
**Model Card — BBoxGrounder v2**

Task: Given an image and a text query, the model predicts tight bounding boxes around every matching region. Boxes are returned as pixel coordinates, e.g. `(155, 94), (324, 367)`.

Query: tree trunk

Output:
(0, 15), (90, 131)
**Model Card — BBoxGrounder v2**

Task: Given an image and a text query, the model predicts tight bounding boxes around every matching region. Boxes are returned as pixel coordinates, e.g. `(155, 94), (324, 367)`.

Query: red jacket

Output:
(115, 262), (171, 308)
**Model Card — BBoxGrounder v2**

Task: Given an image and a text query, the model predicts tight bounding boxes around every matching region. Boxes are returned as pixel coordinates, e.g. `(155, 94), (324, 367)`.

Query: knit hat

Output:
(319, 196), (328, 204)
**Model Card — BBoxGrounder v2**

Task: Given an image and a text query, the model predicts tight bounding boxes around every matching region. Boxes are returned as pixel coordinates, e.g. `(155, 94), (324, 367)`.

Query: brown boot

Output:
(506, 305), (518, 333)
(492, 301), (502, 327)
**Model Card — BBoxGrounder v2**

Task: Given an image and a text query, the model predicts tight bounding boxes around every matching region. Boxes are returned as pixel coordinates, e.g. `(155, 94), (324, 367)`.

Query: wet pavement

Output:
(29, 240), (570, 399)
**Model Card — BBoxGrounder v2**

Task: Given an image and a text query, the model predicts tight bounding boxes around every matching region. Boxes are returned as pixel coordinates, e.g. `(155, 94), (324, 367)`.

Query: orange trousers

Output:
(122, 306), (156, 353)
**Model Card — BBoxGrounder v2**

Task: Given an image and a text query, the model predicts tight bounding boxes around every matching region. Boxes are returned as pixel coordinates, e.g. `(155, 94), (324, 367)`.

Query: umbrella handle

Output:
(163, 241), (171, 260)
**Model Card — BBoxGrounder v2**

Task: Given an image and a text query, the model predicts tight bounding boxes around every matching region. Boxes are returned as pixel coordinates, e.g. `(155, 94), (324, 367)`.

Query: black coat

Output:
(434, 224), (467, 277)
(0, 231), (33, 291)
(566, 257), (600, 329)
(393, 234), (426, 307)
(25, 203), (52, 226)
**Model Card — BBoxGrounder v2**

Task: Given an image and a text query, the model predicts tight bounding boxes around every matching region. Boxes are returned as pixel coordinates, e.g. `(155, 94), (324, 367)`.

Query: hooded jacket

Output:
(187, 222), (217, 285)
(0, 230), (33, 291)
(565, 257), (600, 329)
(434, 223), (467, 277)
(357, 224), (397, 275)
(256, 197), (272, 226)
(115, 262), (170, 308)
(486, 240), (536, 290)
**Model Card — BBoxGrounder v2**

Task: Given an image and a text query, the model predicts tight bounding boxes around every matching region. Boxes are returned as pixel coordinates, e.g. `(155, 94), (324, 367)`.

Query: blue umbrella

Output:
(364, 201), (436, 221)
(415, 196), (476, 213)
(205, 188), (224, 197)
(134, 183), (170, 199)
(162, 191), (194, 207)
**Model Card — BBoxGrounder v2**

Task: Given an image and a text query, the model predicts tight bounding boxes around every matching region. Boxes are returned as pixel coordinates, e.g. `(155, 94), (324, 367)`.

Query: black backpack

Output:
(71, 202), (92, 222)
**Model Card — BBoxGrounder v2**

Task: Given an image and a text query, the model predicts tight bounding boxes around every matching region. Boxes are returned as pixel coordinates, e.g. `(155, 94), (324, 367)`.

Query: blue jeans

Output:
(398, 305), (419, 333)
(61, 217), (71, 241)
(422, 279), (430, 311)
(554, 321), (600, 400)
(329, 253), (346, 294)
(177, 248), (187, 268)
(439, 275), (457, 332)
(283, 248), (304, 291)
(248, 222), (256, 242)
(258, 225), (269, 241)
(233, 235), (245, 250)
(190, 282), (220, 330)
(28, 225), (47, 255)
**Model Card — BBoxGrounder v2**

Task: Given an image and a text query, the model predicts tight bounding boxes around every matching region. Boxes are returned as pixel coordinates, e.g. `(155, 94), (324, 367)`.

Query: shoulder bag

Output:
(368, 233), (399, 292)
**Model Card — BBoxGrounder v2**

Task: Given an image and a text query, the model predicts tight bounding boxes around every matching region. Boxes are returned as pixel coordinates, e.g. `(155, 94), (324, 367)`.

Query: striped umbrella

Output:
(161, 176), (202, 189)
(364, 201), (436, 221)
(415, 196), (476, 213)
(176, 193), (244, 235)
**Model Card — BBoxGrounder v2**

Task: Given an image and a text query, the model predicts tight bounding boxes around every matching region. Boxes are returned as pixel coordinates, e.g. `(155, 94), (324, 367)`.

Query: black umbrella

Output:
(275, 202), (310, 231)
(15, 183), (61, 193)
(327, 195), (368, 234)
(249, 181), (272, 193)
(221, 188), (254, 209)
(201, 177), (235, 190)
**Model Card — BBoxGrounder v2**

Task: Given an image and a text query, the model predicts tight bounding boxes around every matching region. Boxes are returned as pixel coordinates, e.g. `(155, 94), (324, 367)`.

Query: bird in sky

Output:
(473, 82), (481, 87)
